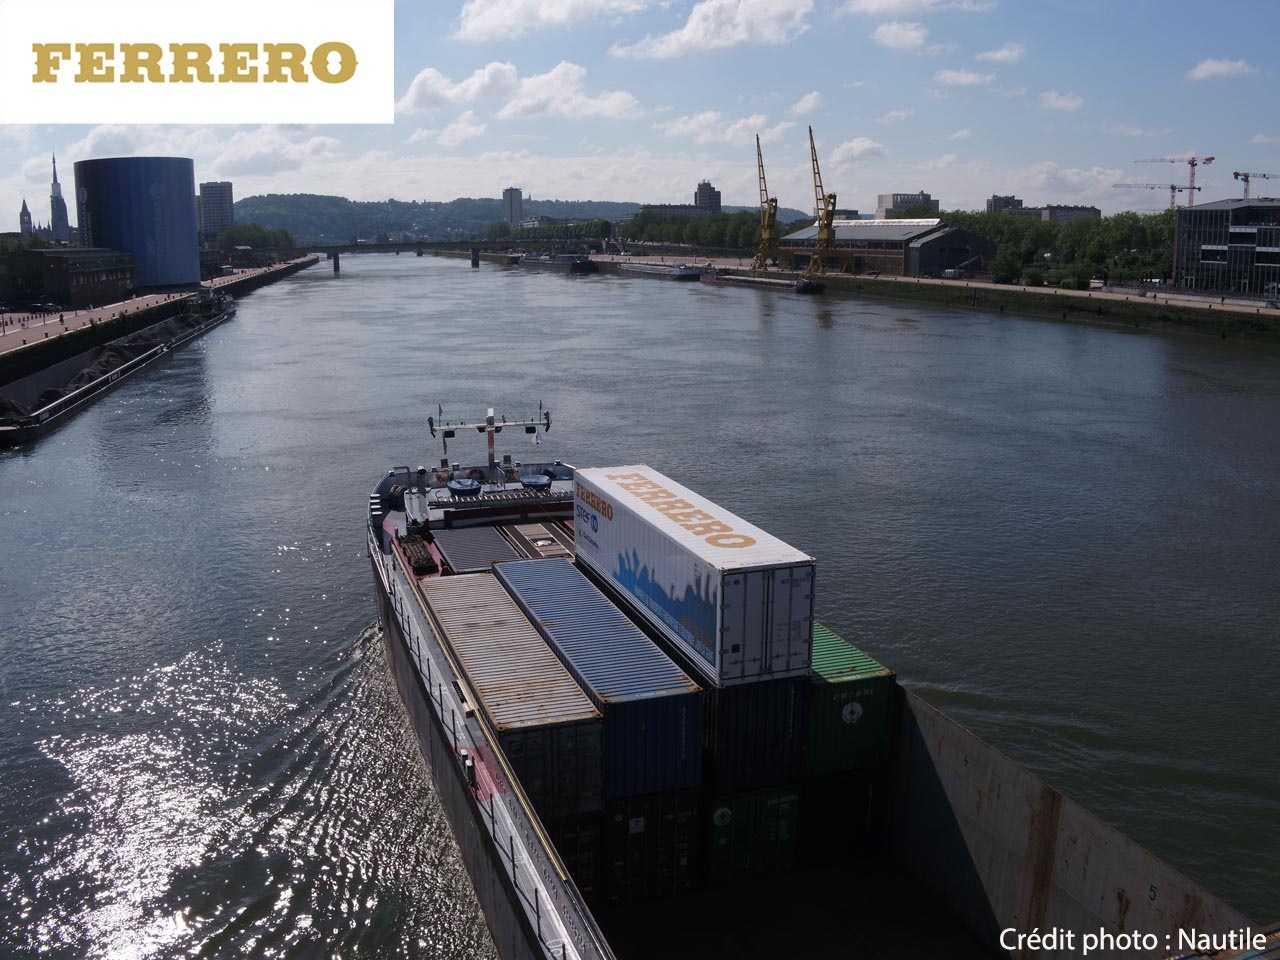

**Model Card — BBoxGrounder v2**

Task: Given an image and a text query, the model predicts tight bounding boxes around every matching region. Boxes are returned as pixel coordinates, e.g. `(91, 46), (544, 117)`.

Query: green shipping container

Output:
(806, 624), (896, 778)
(706, 787), (800, 884)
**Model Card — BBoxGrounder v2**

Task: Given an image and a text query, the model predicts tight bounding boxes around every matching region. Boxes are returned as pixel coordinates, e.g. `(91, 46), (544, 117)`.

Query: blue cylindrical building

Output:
(74, 157), (199, 289)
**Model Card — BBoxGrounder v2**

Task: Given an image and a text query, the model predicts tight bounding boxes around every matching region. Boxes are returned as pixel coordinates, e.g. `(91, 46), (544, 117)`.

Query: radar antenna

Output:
(427, 404), (552, 483)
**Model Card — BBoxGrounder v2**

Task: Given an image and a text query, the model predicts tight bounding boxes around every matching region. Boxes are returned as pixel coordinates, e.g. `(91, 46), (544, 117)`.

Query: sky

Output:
(2, 0), (1278, 225)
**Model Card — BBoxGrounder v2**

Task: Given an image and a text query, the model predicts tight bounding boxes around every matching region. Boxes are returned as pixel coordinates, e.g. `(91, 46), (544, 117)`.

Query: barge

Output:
(0, 291), (235, 445)
(368, 408), (1266, 960)
(518, 253), (599, 274)
(615, 261), (701, 281)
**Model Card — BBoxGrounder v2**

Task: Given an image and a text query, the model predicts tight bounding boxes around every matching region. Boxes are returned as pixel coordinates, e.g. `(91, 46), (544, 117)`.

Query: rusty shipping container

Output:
(421, 573), (603, 817)
(601, 790), (700, 903)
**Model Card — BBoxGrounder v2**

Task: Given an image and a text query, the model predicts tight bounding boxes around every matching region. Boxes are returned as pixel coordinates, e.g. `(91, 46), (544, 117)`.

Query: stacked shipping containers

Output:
(420, 574), (603, 821)
(572, 466), (816, 883)
(493, 557), (704, 902)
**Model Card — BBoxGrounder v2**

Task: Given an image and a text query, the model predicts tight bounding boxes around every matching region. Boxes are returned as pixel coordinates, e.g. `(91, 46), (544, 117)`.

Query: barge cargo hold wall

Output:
(890, 691), (1254, 958)
(573, 466), (814, 688)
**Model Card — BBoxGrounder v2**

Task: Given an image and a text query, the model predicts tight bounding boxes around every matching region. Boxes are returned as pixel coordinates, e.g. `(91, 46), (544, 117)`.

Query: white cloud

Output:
(945, 128), (971, 140)
(1103, 124), (1172, 138)
(406, 128), (437, 144)
(496, 62), (640, 119)
(872, 21), (927, 50)
(830, 137), (886, 167)
(611, 0), (813, 58)
(396, 62), (519, 114)
(1022, 161), (1125, 199)
(1251, 133), (1280, 145)
(977, 41), (1024, 62)
(655, 112), (792, 145)
(456, 0), (648, 41)
(437, 111), (487, 147)
(841, 0), (992, 13)
(1186, 59), (1258, 81)
(916, 152), (958, 170)
(935, 68), (993, 86)
(1039, 89), (1083, 111)
(879, 109), (914, 124)
(790, 91), (822, 116)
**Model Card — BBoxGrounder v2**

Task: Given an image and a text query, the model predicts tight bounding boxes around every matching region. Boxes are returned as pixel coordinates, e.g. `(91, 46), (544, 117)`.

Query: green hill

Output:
(232, 194), (811, 244)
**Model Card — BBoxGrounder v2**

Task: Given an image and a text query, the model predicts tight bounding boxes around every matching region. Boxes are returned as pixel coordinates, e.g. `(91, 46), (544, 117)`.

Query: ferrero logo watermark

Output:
(0, 0), (393, 123)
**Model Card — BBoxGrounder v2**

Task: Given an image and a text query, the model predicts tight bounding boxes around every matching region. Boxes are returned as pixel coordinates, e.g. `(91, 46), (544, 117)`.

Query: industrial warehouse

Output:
(777, 217), (995, 278)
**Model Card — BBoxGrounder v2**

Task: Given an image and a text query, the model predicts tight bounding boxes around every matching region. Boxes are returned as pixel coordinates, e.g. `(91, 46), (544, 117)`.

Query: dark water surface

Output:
(1, 255), (1276, 957)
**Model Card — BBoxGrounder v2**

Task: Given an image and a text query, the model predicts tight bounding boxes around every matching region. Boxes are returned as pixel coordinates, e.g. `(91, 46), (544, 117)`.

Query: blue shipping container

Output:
(494, 559), (703, 799)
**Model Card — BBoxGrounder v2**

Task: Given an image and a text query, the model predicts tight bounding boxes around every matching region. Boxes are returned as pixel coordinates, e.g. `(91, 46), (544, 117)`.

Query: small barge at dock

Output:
(615, 261), (701, 281)
(518, 253), (599, 274)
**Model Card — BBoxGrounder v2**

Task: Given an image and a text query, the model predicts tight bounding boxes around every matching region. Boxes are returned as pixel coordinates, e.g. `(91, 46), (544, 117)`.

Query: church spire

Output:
(52, 151), (59, 185)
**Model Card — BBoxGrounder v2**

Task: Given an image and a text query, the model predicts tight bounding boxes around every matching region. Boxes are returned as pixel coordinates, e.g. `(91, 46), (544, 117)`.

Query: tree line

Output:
(890, 204), (1177, 287)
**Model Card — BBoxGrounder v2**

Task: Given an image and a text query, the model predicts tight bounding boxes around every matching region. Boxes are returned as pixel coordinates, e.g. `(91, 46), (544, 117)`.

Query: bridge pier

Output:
(333, 252), (340, 274)
(471, 248), (480, 268)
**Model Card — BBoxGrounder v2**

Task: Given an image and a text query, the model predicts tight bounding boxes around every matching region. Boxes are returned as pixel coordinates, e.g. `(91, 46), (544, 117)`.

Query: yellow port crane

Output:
(1233, 171), (1279, 200)
(806, 125), (838, 276)
(1112, 182), (1200, 209)
(752, 134), (780, 272)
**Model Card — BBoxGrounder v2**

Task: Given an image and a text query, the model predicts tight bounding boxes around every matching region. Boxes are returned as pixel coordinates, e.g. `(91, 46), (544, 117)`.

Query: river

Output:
(1, 254), (1275, 958)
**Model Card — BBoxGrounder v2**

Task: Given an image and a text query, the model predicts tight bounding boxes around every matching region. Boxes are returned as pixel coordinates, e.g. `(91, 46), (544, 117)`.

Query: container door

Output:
(720, 573), (746, 682)
(768, 564), (813, 674)
(738, 570), (767, 681)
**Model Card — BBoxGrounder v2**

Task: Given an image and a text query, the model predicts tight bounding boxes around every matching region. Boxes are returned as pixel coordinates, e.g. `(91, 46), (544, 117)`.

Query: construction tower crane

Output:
(752, 134), (780, 272)
(1135, 156), (1214, 205)
(1232, 171), (1279, 200)
(806, 126), (838, 277)
(1112, 183), (1200, 209)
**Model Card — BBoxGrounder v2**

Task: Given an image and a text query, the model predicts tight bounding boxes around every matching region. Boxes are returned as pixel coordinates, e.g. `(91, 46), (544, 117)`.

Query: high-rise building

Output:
(986, 195), (1023, 215)
(198, 181), (235, 239)
(75, 157), (200, 288)
(876, 191), (940, 219)
(503, 187), (523, 229)
(694, 180), (722, 214)
(49, 153), (70, 243)
(19, 199), (32, 239)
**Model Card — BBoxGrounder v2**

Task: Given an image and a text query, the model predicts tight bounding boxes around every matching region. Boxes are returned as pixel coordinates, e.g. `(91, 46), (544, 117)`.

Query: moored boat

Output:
(616, 261), (701, 281)
(518, 253), (599, 274)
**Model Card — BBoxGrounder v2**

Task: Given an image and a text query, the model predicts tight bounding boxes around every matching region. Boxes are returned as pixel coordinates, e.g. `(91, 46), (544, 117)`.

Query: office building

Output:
(876, 191), (940, 219)
(694, 180), (722, 214)
(198, 181), (235, 240)
(1174, 198), (1280, 295)
(503, 187), (523, 229)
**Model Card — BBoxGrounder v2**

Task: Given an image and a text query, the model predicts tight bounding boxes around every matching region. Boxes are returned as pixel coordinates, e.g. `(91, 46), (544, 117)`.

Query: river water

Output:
(1, 255), (1275, 958)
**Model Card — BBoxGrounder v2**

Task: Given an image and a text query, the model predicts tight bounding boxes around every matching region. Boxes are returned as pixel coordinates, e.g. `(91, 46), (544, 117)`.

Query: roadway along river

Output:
(0, 254), (1275, 957)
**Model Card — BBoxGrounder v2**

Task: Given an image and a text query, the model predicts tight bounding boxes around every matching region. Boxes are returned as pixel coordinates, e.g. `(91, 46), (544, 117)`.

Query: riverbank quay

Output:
(0, 257), (317, 383)
(801, 273), (1280, 340)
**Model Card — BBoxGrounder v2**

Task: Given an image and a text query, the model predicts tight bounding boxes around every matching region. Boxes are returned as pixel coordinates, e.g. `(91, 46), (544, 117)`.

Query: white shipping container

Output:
(574, 466), (815, 687)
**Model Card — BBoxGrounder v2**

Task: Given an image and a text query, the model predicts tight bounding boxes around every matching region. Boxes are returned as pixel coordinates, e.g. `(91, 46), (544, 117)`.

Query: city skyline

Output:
(1, 0), (1276, 225)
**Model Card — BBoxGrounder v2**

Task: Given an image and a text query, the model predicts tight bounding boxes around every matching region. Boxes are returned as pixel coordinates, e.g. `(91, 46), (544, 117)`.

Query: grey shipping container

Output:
(573, 466), (815, 688)
(421, 573), (603, 817)
(493, 559), (703, 800)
